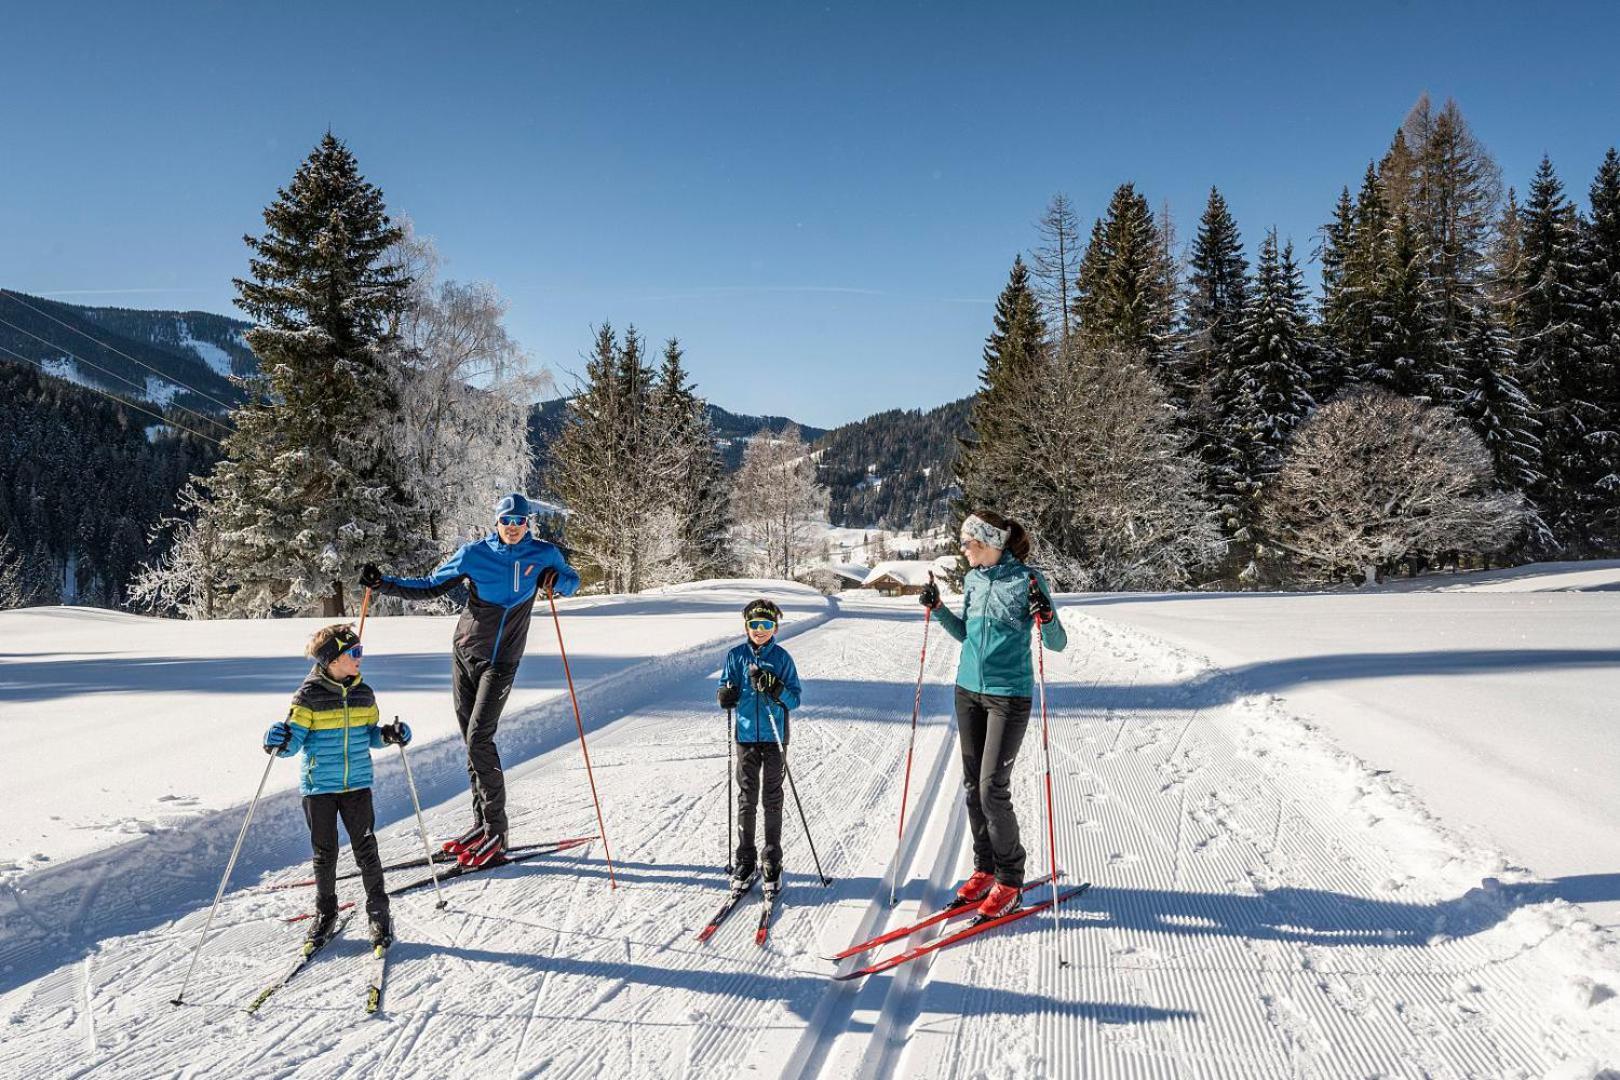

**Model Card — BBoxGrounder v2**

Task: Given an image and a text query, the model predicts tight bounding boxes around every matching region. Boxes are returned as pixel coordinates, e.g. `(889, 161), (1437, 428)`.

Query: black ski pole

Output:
(765, 706), (831, 887)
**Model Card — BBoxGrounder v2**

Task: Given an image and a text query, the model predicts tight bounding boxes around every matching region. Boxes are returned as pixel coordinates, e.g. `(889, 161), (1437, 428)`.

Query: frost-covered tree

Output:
(552, 324), (689, 592)
(1010, 343), (1221, 591)
(201, 133), (425, 617)
(1449, 306), (1542, 500)
(653, 338), (733, 578)
(387, 226), (547, 550)
(731, 423), (828, 579)
(1213, 231), (1315, 554)
(126, 479), (228, 619)
(1257, 388), (1525, 585)
(1360, 207), (1450, 402)
(1580, 148), (1620, 547)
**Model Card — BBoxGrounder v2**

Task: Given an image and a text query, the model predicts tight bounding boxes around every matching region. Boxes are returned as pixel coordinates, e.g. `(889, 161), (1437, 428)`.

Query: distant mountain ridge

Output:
(0, 290), (252, 415)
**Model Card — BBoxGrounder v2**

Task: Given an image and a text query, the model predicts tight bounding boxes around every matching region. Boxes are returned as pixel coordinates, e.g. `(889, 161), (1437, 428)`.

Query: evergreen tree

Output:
(1214, 231), (1315, 552)
(1449, 304), (1542, 497)
(1489, 188), (1528, 337)
(1316, 185), (1358, 400)
(955, 256), (1047, 518)
(1518, 157), (1602, 551)
(1072, 183), (1177, 371)
(205, 134), (422, 616)
(1581, 148), (1620, 546)
(1335, 164), (1391, 372)
(1180, 186), (1249, 440)
(1361, 206), (1449, 402)
(654, 338), (733, 577)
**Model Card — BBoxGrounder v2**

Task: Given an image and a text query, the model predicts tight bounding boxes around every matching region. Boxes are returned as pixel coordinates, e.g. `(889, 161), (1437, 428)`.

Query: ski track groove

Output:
(7, 596), (1620, 1077)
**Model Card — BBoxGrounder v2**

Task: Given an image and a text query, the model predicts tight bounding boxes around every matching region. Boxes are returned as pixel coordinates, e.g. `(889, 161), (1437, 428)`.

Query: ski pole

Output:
(171, 751), (277, 1006)
(726, 706), (735, 876)
(1032, 574), (1061, 944)
(394, 719), (447, 909)
(548, 588), (616, 889)
(761, 701), (831, 886)
(891, 574), (934, 906)
(356, 585), (373, 642)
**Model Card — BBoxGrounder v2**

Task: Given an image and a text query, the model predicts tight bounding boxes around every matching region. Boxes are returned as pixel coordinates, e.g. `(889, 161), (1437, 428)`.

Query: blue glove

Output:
(264, 720), (292, 755)
(380, 721), (411, 747)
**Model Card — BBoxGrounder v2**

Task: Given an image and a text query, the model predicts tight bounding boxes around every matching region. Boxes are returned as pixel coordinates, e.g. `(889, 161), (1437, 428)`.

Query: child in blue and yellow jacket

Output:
(263, 624), (411, 948)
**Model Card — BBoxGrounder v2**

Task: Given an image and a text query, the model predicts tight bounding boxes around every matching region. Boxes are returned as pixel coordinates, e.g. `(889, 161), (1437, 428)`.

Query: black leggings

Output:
(303, 788), (388, 917)
(955, 686), (1032, 886)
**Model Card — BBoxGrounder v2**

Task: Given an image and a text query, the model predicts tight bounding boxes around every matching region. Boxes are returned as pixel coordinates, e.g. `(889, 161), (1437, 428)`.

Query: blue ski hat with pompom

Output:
(494, 493), (533, 521)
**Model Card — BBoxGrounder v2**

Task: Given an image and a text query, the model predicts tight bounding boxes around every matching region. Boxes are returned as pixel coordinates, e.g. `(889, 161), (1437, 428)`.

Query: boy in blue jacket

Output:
(263, 624), (411, 949)
(716, 598), (802, 900)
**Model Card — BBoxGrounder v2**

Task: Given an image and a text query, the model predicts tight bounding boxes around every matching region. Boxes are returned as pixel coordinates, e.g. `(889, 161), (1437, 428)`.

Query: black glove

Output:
(538, 566), (560, 593)
(717, 684), (741, 710)
(749, 666), (785, 701)
(919, 579), (941, 610)
(1027, 576), (1054, 624)
(360, 563), (383, 588)
(379, 720), (411, 747)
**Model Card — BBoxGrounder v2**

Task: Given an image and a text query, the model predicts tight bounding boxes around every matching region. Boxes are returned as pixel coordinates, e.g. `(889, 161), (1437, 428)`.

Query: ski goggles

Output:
(339, 642), (363, 659)
(746, 618), (777, 632)
(497, 514), (529, 527)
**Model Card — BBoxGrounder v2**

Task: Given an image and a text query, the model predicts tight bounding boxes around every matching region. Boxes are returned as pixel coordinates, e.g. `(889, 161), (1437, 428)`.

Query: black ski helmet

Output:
(743, 598), (782, 624)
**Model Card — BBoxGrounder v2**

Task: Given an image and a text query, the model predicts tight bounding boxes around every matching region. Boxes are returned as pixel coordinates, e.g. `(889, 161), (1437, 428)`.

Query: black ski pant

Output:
(955, 686), (1031, 887)
(304, 788), (388, 919)
(452, 648), (519, 838)
(734, 742), (784, 880)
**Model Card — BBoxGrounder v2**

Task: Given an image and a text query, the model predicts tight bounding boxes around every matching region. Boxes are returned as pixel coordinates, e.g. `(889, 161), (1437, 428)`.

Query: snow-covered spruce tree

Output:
(653, 338), (733, 578)
(1011, 343), (1221, 591)
(1518, 156), (1603, 552)
(1212, 232), (1315, 566)
(387, 226), (547, 552)
(1071, 183), (1178, 377)
(1580, 148), (1620, 549)
(198, 134), (425, 617)
(1327, 164), (1391, 375)
(126, 479), (229, 619)
(1257, 388), (1525, 585)
(730, 423), (829, 579)
(1449, 306), (1542, 503)
(1180, 186), (1250, 475)
(0, 531), (38, 610)
(1030, 193), (1082, 352)
(552, 325), (689, 592)
(1360, 206), (1450, 403)
(955, 255), (1048, 527)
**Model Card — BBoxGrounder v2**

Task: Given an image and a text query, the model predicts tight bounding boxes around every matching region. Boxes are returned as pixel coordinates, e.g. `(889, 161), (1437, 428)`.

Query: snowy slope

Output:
(3, 576), (1620, 1078)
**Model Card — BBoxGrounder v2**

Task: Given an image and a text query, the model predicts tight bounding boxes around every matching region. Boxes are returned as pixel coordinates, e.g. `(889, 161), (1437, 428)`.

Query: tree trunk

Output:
(324, 580), (346, 618)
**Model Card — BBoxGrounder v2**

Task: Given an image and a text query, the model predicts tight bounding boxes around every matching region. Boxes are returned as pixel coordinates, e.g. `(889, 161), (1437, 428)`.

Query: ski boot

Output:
(459, 831), (507, 869)
(956, 870), (996, 905)
(442, 823), (486, 858)
(977, 881), (1022, 920)
(730, 861), (759, 897)
(303, 908), (341, 951)
(369, 912), (394, 951)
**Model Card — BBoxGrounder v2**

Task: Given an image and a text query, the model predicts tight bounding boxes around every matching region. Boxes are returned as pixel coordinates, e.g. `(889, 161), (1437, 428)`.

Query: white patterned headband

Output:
(960, 514), (1010, 550)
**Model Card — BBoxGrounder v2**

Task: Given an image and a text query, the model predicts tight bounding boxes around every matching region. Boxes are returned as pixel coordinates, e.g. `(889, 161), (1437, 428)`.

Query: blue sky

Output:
(3, 2), (1617, 428)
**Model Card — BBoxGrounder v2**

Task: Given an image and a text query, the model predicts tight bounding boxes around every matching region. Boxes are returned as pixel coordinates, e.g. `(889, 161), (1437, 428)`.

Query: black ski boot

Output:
(730, 861), (759, 897)
(762, 862), (782, 903)
(304, 908), (340, 950)
(369, 912), (393, 951)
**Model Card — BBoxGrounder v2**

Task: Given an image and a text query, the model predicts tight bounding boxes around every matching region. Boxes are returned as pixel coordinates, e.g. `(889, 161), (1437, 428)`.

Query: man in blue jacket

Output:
(362, 493), (579, 868)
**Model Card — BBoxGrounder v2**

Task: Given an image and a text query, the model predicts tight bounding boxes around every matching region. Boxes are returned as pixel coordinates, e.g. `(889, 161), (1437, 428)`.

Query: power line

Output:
(0, 344), (226, 447)
(0, 312), (233, 438)
(0, 288), (240, 413)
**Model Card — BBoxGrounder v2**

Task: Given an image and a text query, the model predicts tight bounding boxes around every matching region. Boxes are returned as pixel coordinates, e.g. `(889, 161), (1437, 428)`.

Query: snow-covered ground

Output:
(2, 570), (1619, 1078)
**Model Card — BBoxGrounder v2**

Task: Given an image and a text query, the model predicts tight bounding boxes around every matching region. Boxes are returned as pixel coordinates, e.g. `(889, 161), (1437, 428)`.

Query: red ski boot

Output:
(442, 824), (485, 858)
(459, 831), (507, 868)
(977, 881), (1023, 919)
(956, 870), (996, 905)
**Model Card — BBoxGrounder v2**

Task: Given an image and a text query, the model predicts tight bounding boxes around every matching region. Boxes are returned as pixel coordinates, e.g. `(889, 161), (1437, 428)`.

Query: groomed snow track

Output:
(3, 586), (1620, 1078)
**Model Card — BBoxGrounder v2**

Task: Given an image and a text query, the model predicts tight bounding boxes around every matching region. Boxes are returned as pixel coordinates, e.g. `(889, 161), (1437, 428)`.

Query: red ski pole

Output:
(1032, 575), (1061, 943)
(548, 588), (616, 889)
(891, 573), (934, 906)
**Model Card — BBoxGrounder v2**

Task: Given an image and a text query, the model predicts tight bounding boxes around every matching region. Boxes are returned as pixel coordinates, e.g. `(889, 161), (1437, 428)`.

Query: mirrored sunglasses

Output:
(746, 619), (777, 632)
(339, 642), (363, 659)
(498, 514), (529, 527)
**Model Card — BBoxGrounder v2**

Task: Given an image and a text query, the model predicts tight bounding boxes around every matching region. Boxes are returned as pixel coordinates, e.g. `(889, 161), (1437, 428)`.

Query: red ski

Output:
(834, 883), (1090, 981)
(824, 872), (1063, 962)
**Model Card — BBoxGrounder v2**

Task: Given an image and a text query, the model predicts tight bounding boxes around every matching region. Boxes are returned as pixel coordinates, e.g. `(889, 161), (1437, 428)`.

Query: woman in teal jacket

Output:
(920, 510), (1066, 919)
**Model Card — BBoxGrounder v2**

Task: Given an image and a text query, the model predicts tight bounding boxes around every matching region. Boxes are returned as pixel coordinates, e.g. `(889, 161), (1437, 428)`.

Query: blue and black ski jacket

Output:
(719, 639), (802, 745)
(376, 533), (580, 666)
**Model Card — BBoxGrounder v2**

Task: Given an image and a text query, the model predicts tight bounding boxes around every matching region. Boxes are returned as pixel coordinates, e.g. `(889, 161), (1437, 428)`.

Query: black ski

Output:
(260, 835), (595, 892)
(364, 942), (389, 1015)
(755, 888), (780, 946)
(245, 912), (353, 1014)
(696, 873), (758, 942)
